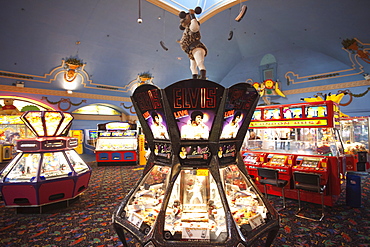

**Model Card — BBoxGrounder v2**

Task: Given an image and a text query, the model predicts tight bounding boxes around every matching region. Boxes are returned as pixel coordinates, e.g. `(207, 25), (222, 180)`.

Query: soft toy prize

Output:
(0, 99), (21, 115)
(178, 7), (208, 80)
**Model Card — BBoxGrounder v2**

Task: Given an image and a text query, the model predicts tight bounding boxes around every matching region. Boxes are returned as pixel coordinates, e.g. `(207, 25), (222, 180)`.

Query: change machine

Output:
(113, 79), (280, 247)
(0, 111), (92, 210)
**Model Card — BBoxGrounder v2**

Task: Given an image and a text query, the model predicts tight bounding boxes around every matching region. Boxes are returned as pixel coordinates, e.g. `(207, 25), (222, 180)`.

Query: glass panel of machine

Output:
(282, 107), (302, 119)
(44, 111), (62, 136)
(244, 127), (344, 156)
(4, 153), (41, 182)
(95, 137), (137, 151)
(264, 108), (280, 120)
(252, 110), (262, 120)
(40, 152), (72, 179)
(24, 112), (44, 136)
(164, 169), (227, 241)
(124, 165), (170, 231)
(305, 105), (327, 118)
(56, 113), (73, 136)
(221, 164), (267, 230)
(65, 150), (90, 174)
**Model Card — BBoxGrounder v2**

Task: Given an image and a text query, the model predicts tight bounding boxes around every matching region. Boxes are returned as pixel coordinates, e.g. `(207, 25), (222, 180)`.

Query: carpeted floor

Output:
(0, 159), (369, 247)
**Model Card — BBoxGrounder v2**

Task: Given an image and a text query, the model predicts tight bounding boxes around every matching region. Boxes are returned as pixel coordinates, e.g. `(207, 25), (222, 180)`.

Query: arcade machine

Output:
(243, 152), (267, 181)
(340, 117), (369, 172)
(95, 122), (138, 166)
(243, 101), (345, 206)
(83, 129), (98, 154)
(112, 80), (280, 247)
(0, 114), (35, 161)
(0, 111), (92, 212)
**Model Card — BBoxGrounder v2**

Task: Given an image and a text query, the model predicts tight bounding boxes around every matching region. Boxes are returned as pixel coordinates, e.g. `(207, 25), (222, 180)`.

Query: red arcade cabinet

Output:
(243, 101), (346, 206)
(95, 121), (138, 166)
(0, 111), (92, 211)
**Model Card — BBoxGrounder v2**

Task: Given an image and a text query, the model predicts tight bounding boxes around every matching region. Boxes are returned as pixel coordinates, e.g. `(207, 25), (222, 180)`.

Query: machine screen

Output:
(270, 155), (287, 165)
(299, 157), (321, 168)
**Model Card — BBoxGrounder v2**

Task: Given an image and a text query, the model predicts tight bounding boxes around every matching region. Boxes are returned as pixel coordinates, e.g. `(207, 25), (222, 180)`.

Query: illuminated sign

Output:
(106, 122), (130, 130)
(250, 119), (328, 128)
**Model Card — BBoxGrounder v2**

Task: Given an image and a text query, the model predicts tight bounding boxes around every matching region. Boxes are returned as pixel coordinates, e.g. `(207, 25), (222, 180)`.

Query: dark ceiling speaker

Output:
(235, 5), (247, 22)
(160, 41), (168, 51)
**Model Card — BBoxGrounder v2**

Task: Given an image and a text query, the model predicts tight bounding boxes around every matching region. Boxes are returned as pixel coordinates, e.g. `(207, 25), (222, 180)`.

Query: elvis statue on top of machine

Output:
(113, 6), (280, 247)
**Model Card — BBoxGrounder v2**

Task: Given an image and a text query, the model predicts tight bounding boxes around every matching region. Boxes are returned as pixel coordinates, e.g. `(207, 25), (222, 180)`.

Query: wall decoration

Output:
(285, 38), (369, 85)
(342, 38), (370, 64)
(121, 103), (136, 114)
(252, 79), (285, 105)
(41, 97), (86, 111)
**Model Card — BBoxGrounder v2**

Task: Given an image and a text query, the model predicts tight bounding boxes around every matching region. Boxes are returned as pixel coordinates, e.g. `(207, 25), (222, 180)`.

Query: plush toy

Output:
(178, 7), (208, 80)
(0, 99), (21, 115)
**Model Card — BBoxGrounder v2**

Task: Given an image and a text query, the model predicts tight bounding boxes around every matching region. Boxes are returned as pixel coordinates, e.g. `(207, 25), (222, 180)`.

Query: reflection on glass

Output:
(164, 169), (227, 241)
(24, 112), (44, 136)
(244, 128), (344, 156)
(221, 165), (267, 229)
(65, 150), (89, 174)
(44, 112), (62, 136)
(124, 165), (170, 230)
(95, 137), (138, 151)
(3, 153), (41, 182)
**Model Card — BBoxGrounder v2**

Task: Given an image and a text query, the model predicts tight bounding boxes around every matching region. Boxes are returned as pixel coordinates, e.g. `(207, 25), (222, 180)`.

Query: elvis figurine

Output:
(179, 7), (207, 80)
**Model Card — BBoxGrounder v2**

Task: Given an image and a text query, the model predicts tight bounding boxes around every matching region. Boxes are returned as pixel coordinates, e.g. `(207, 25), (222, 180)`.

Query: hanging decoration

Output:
(41, 97), (86, 111)
(138, 71), (153, 84)
(64, 57), (84, 82)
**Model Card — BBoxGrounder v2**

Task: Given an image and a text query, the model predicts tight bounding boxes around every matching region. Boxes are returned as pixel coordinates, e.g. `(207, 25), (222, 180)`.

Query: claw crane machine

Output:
(112, 79), (280, 247)
(243, 101), (346, 206)
(340, 117), (369, 172)
(0, 111), (92, 212)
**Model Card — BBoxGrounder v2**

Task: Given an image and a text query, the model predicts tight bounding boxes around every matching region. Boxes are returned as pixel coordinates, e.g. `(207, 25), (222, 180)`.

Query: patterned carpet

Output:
(0, 160), (369, 247)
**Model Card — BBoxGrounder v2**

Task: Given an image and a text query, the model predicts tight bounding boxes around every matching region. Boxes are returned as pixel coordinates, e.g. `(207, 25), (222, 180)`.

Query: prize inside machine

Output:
(95, 122), (138, 166)
(242, 101), (346, 206)
(340, 117), (369, 172)
(113, 80), (280, 246)
(0, 115), (35, 162)
(0, 111), (92, 210)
